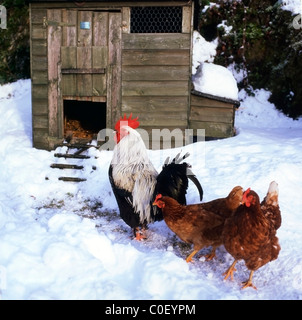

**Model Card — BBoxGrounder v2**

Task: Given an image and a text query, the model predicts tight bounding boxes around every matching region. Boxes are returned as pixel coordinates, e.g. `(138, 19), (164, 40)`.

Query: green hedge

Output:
(0, 0), (30, 84)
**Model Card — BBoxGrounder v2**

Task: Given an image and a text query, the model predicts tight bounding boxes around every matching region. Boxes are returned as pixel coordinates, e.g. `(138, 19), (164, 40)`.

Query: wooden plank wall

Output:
(30, 2), (193, 150)
(121, 6), (192, 148)
(189, 94), (235, 139)
(30, 4), (49, 149)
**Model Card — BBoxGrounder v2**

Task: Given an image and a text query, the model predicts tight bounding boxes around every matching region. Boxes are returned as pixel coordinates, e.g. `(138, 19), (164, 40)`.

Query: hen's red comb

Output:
(242, 188), (251, 202)
(155, 194), (162, 201)
(114, 113), (139, 132)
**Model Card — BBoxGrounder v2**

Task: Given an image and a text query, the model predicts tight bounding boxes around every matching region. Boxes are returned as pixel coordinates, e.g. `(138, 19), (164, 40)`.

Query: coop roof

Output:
(191, 90), (240, 108)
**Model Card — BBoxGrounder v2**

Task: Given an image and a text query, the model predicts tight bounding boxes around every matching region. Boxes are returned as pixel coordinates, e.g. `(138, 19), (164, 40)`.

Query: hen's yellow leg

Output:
(186, 250), (198, 263)
(205, 247), (216, 261)
(223, 259), (238, 281)
(241, 271), (257, 290)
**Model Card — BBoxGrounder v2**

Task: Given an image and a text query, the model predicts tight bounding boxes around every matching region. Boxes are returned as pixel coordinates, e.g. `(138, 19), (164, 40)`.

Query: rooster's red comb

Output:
(114, 113), (140, 132)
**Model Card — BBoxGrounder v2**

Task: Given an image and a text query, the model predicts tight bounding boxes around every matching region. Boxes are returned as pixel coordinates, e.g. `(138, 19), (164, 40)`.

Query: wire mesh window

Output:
(130, 6), (182, 33)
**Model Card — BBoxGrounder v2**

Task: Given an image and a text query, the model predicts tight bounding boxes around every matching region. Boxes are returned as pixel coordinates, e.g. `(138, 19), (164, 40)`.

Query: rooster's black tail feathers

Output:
(188, 173), (203, 201)
(163, 152), (190, 166)
(158, 151), (203, 203)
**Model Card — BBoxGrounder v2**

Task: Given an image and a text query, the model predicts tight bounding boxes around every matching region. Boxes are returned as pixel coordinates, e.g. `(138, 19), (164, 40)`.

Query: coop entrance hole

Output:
(63, 100), (106, 142)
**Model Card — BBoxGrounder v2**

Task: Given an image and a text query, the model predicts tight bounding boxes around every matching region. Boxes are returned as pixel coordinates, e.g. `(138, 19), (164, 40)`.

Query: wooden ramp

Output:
(49, 143), (99, 182)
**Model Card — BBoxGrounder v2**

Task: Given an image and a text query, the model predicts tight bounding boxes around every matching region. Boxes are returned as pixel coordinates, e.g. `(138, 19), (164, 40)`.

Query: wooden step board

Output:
(50, 143), (99, 182)
(58, 177), (87, 182)
(54, 143), (98, 149)
(50, 164), (84, 170)
(54, 153), (90, 159)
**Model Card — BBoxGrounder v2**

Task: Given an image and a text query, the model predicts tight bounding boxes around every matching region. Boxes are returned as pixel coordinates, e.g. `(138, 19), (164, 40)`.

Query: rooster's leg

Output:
(241, 271), (257, 290)
(205, 247), (217, 261)
(186, 250), (198, 263)
(134, 227), (147, 241)
(223, 259), (238, 281)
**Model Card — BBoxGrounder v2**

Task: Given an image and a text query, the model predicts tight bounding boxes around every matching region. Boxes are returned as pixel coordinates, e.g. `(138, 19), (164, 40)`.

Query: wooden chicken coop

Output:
(29, 0), (239, 150)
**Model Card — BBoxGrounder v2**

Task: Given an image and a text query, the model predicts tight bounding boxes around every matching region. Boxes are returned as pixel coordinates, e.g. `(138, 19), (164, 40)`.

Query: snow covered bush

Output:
(197, 0), (302, 119)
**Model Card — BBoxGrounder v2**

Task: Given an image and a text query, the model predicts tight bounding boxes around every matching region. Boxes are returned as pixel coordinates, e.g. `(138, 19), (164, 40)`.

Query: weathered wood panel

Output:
(62, 9), (77, 46)
(138, 114), (187, 128)
(77, 11), (93, 47)
(191, 95), (235, 109)
(61, 47), (77, 69)
(93, 11), (108, 46)
(182, 6), (192, 33)
(122, 81), (188, 96)
(92, 46), (107, 96)
(32, 26), (47, 40)
(31, 39), (47, 56)
(31, 2), (192, 9)
(122, 7), (130, 34)
(127, 35), (188, 52)
(122, 96), (187, 113)
(33, 129), (49, 149)
(189, 120), (234, 138)
(137, 127), (188, 150)
(92, 47), (107, 68)
(32, 70), (48, 85)
(189, 94), (235, 138)
(30, 8), (47, 24)
(122, 65), (189, 81)
(120, 12), (192, 136)
(107, 12), (122, 128)
(61, 10), (77, 96)
(122, 49), (189, 66)
(77, 11), (93, 97)
(190, 106), (234, 123)
(123, 33), (191, 50)
(31, 56), (47, 71)
(32, 84), (48, 100)
(33, 115), (48, 129)
(47, 9), (62, 138)
(32, 99), (48, 115)
(77, 47), (93, 96)
(30, 2), (194, 150)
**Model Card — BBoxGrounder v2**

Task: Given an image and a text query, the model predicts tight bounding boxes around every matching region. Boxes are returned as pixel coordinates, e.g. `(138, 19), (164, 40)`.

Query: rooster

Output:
(108, 114), (203, 240)
(152, 186), (243, 263)
(222, 186), (281, 290)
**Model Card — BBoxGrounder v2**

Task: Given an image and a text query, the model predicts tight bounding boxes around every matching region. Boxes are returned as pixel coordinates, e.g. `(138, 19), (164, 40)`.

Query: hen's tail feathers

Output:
(263, 181), (279, 207)
(261, 181), (281, 231)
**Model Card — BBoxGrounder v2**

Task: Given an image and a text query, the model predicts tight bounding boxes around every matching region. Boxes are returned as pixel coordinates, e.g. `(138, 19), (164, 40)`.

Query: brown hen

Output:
(222, 186), (281, 290)
(153, 186), (243, 262)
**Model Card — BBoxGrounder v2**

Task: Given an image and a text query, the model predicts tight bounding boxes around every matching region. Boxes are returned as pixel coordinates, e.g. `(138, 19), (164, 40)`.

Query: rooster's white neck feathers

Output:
(111, 126), (158, 223)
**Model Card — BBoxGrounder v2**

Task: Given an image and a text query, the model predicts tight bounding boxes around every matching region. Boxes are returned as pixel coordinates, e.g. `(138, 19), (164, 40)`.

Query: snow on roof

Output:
(192, 62), (239, 102)
(280, 0), (302, 15)
(191, 31), (239, 102)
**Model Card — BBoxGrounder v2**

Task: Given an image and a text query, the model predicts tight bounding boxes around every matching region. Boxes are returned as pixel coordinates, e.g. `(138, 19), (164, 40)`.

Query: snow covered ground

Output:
(0, 77), (302, 301)
(1, 0), (302, 297)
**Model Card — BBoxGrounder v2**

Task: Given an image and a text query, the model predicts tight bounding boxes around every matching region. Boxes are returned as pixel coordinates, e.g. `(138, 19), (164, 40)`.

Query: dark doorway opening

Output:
(64, 100), (106, 142)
